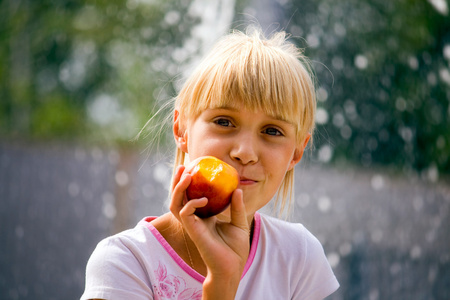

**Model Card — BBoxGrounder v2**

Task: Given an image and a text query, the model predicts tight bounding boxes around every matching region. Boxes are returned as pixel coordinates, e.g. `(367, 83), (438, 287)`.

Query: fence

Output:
(1, 141), (449, 299)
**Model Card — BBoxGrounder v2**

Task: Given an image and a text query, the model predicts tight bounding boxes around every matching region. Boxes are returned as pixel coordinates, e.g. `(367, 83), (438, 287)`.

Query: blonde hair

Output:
(174, 27), (316, 216)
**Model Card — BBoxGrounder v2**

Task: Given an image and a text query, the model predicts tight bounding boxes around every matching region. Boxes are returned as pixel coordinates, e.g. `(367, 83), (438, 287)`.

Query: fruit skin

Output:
(186, 156), (239, 218)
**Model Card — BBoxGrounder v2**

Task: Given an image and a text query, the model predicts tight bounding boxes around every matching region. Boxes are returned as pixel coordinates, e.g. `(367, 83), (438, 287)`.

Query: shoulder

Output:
(258, 213), (318, 248)
(259, 213), (329, 263)
(257, 213), (339, 299)
(86, 222), (155, 273)
(94, 220), (153, 254)
(81, 220), (158, 299)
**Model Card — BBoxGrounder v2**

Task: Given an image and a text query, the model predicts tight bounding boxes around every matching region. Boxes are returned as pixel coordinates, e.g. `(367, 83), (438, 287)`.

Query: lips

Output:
(239, 176), (258, 185)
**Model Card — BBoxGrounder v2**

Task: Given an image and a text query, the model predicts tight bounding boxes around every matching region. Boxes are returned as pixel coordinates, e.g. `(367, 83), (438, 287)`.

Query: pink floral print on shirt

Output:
(153, 262), (202, 300)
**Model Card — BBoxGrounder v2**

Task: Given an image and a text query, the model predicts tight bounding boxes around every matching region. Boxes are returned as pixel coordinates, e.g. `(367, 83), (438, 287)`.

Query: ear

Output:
(173, 109), (188, 153)
(288, 133), (311, 171)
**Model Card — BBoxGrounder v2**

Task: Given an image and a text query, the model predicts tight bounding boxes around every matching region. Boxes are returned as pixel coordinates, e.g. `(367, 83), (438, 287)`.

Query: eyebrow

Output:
(209, 105), (296, 126)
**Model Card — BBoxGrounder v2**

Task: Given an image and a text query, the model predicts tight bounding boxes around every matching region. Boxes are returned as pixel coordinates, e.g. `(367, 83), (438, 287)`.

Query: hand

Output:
(169, 165), (250, 299)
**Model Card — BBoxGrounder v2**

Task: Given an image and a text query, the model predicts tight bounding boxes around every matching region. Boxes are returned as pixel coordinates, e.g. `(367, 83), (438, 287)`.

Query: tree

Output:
(0, 0), (201, 144)
(279, 0), (450, 175)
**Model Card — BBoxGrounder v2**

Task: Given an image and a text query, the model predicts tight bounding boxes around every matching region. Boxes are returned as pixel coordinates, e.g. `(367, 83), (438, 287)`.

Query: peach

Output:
(186, 156), (239, 218)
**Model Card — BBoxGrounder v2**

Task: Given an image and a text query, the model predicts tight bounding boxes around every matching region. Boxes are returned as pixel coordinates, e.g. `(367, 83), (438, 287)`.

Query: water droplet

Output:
(317, 87), (329, 102)
(423, 165), (439, 182)
(315, 107), (329, 124)
(439, 68), (450, 85)
(115, 171), (129, 186)
(444, 44), (450, 60)
(318, 144), (333, 163)
(371, 229), (383, 243)
(333, 23), (346, 37)
(427, 0), (449, 15)
(395, 97), (407, 111)
(399, 127), (413, 142)
(102, 202), (116, 220)
(355, 54), (368, 69)
(339, 242), (352, 256)
(410, 245), (422, 259)
(369, 289), (380, 300)
(327, 252), (340, 268)
(15, 226), (24, 239)
(153, 162), (170, 184)
(408, 56), (419, 70)
(332, 112), (345, 128)
(371, 175), (384, 190)
(307, 34), (320, 48)
(164, 10), (181, 26)
(102, 192), (116, 219)
(318, 196), (331, 212)
(68, 182), (80, 197)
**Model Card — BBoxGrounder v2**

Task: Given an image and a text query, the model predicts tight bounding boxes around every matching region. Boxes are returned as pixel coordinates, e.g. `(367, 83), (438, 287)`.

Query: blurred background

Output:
(1, 0), (449, 299)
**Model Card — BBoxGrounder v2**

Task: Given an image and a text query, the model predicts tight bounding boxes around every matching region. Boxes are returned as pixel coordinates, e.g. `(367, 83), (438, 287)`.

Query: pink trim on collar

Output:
(140, 212), (261, 282)
(242, 212), (261, 278)
(141, 217), (205, 283)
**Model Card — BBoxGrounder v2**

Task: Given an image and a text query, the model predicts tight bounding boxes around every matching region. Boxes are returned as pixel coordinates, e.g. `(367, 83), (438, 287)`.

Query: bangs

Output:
(177, 29), (315, 142)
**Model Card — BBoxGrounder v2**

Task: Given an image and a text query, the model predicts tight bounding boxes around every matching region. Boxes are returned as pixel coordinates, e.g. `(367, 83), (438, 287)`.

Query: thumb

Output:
(229, 189), (249, 231)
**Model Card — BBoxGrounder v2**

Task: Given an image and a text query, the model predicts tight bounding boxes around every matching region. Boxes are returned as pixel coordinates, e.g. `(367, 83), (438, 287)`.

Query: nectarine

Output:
(186, 156), (239, 218)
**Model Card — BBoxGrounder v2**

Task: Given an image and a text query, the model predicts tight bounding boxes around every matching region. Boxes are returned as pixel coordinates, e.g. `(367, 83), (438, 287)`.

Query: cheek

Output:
(187, 132), (226, 158)
(264, 150), (296, 186)
(265, 145), (296, 168)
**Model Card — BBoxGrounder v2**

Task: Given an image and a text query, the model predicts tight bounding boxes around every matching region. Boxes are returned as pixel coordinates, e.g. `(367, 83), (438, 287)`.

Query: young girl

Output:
(81, 28), (339, 300)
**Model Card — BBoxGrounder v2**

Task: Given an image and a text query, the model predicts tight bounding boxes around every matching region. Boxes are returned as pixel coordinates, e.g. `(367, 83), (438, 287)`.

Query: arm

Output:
(81, 236), (154, 300)
(170, 165), (250, 300)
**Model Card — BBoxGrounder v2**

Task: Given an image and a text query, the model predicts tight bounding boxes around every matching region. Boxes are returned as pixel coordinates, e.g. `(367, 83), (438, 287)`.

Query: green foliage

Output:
(282, 0), (450, 174)
(0, 0), (200, 144)
(31, 93), (83, 138)
(2, 0), (447, 175)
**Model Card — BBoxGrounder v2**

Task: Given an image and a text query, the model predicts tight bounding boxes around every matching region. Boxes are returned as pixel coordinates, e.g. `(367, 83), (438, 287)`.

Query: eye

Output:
(214, 118), (233, 127)
(263, 127), (283, 136)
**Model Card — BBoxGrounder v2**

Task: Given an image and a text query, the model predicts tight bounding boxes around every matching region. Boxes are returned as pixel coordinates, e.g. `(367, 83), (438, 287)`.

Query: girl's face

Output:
(174, 105), (307, 222)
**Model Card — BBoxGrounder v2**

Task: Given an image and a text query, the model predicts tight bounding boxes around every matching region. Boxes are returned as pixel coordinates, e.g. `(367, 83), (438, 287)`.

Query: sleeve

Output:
(292, 227), (340, 300)
(80, 237), (154, 300)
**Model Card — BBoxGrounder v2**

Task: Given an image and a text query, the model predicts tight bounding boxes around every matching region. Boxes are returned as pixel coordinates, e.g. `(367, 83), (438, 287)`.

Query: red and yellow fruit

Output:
(186, 156), (239, 218)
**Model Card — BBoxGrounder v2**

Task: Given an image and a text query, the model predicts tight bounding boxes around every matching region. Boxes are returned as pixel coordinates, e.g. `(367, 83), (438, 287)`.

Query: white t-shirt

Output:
(81, 212), (339, 300)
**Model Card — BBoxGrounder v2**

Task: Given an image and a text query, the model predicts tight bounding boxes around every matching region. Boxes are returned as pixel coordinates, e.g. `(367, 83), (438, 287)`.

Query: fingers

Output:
(229, 189), (249, 231)
(169, 166), (191, 221)
(171, 165), (185, 192)
(179, 197), (208, 223)
(170, 165), (210, 224)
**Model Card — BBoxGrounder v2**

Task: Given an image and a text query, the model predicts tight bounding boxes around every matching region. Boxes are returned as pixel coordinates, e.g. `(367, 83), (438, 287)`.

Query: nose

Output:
(230, 131), (258, 165)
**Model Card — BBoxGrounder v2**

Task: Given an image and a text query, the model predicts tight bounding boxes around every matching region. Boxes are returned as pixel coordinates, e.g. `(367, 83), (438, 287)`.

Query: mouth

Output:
(239, 176), (258, 185)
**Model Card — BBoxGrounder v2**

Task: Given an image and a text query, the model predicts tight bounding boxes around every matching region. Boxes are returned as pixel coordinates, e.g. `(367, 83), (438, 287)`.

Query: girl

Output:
(81, 28), (339, 300)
